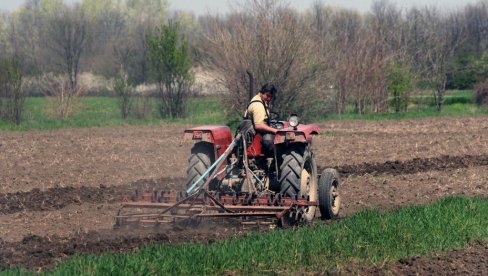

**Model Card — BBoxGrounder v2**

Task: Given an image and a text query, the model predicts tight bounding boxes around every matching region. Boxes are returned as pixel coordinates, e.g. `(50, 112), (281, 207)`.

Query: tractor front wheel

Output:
(318, 168), (341, 219)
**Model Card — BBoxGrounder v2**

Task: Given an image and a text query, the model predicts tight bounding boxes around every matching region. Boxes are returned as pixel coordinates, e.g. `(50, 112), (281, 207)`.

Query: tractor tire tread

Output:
(186, 152), (212, 190)
(279, 149), (305, 197)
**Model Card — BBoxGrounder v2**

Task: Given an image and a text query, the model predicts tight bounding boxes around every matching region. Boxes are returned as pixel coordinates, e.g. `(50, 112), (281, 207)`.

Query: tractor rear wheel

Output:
(279, 148), (318, 224)
(318, 168), (341, 219)
(186, 144), (213, 192)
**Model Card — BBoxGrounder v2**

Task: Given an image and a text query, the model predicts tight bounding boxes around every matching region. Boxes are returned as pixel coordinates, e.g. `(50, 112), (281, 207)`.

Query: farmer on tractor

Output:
(115, 78), (342, 229)
(244, 83), (278, 154)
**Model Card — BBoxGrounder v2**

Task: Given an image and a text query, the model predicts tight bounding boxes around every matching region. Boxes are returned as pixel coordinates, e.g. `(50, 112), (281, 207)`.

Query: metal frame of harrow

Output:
(115, 188), (318, 227)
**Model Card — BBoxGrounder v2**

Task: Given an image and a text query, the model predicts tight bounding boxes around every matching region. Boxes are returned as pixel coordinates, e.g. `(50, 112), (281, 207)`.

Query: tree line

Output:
(0, 0), (487, 124)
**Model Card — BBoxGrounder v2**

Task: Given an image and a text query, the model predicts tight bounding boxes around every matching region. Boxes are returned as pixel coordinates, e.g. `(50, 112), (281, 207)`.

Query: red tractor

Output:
(182, 113), (341, 225)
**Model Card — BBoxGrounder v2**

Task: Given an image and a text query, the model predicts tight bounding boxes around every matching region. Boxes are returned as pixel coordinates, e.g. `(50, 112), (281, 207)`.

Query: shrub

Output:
(132, 95), (153, 119)
(388, 63), (412, 113)
(40, 73), (85, 118)
(474, 80), (488, 105)
(113, 77), (133, 119)
(0, 58), (24, 125)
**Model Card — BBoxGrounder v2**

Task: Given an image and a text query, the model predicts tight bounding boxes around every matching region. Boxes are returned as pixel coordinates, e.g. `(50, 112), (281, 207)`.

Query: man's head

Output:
(259, 83), (276, 103)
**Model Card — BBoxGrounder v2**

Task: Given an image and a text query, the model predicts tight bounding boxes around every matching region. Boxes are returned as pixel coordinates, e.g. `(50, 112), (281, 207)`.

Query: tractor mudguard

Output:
(184, 125), (233, 158)
(274, 123), (320, 144)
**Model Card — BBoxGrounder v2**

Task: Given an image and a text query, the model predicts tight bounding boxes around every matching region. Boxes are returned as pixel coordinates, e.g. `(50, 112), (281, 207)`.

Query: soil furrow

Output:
(2, 154), (487, 216)
(334, 154), (488, 176)
(0, 177), (184, 216)
(0, 231), (170, 270)
(0, 226), (240, 270)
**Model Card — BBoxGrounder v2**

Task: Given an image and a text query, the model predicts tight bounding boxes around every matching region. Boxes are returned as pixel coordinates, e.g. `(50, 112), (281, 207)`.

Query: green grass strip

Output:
(3, 90), (488, 131)
(3, 196), (487, 275)
(0, 96), (227, 131)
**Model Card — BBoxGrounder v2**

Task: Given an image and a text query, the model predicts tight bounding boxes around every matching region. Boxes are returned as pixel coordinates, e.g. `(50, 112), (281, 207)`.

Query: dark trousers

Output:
(261, 133), (275, 155)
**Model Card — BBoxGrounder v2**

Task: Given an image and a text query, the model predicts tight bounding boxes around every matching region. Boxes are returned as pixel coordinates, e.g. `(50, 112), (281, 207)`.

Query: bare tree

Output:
(203, 0), (325, 119)
(312, 1), (408, 114)
(0, 12), (9, 57)
(82, 1), (128, 78)
(126, 0), (168, 84)
(368, 0), (407, 112)
(8, 0), (46, 75)
(322, 8), (366, 113)
(406, 7), (467, 111)
(44, 3), (87, 90)
(463, 1), (488, 55)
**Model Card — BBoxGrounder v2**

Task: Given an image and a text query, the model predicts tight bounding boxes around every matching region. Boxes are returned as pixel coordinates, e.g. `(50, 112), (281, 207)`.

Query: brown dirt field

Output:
(1, 116), (488, 272)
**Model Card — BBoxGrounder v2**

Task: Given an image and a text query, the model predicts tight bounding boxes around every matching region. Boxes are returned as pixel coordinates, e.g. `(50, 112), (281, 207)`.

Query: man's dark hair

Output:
(260, 83), (277, 95)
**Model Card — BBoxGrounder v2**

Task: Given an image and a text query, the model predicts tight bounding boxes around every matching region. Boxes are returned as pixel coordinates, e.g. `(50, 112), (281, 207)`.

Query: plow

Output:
(115, 115), (341, 229)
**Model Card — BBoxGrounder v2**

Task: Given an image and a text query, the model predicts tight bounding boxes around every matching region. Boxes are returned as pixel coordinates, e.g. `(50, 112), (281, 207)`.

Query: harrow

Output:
(115, 189), (319, 228)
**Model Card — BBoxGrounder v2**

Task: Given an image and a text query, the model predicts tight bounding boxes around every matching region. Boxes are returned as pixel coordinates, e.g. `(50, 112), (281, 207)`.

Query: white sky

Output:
(0, 0), (481, 14)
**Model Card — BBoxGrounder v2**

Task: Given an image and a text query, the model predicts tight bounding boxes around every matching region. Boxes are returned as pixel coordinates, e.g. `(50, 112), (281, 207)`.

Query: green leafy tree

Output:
(473, 50), (488, 81)
(446, 53), (477, 89)
(113, 76), (133, 119)
(448, 50), (488, 90)
(148, 22), (193, 118)
(473, 51), (488, 105)
(388, 63), (412, 113)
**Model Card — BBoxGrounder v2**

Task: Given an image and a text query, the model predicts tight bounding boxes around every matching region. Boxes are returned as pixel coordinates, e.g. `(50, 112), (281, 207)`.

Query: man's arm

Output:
(254, 123), (277, 134)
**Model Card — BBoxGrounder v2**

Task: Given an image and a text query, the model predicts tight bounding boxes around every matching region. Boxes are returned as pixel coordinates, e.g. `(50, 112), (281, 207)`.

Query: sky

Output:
(0, 0), (481, 14)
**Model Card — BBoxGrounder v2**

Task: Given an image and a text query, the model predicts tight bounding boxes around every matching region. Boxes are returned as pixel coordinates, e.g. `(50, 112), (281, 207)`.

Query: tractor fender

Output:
(274, 123), (320, 144)
(184, 125), (233, 158)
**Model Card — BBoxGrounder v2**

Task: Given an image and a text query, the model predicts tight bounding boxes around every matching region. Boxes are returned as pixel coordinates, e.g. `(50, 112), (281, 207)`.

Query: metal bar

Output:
(241, 135), (257, 194)
(241, 221), (275, 225)
(196, 212), (279, 217)
(117, 214), (192, 219)
(247, 70), (253, 102)
(121, 202), (290, 211)
(122, 199), (317, 208)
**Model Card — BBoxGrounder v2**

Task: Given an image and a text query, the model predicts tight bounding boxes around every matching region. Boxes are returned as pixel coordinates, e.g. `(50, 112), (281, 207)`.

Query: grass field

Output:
(2, 196), (486, 275)
(326, 90), (488, 120)
(0, 96), (228, 131)
(1, 90), (487, 131)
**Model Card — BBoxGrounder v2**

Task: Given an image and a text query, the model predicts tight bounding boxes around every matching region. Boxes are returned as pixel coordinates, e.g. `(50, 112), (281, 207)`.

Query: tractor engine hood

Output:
(274, 123), (320, 143)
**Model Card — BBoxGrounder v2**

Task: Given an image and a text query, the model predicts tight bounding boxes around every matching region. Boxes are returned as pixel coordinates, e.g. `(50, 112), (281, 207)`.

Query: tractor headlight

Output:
(288, 114), (300, 128)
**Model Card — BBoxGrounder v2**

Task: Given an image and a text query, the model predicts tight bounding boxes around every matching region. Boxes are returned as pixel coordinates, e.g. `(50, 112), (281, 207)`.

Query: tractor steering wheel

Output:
(269, 112), (284, 129)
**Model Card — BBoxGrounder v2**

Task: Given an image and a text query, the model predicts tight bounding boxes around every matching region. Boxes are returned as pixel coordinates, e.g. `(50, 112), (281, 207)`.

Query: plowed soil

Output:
(1, 116), (488, 273)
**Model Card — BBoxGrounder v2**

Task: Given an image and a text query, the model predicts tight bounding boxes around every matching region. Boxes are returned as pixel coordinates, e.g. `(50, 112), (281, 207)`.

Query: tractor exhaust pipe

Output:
(246, 70), (253, 102)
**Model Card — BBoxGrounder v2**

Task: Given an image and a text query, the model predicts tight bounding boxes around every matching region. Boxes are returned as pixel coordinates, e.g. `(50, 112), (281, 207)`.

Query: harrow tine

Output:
(204, 191), (235, 213)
